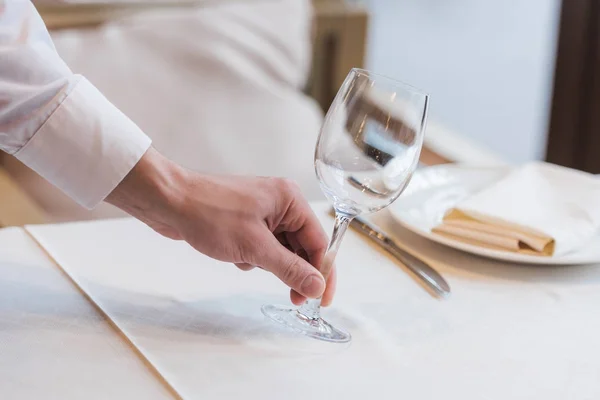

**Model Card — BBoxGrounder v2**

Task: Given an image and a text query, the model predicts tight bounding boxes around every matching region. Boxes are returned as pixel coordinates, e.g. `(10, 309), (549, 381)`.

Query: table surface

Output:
(0, 228), (174, 399)
(2, 202), (600, 399)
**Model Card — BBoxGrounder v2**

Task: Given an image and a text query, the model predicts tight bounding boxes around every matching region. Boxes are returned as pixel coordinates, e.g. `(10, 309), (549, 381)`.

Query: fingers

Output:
(283, 202), (335, 304)
(284, 234), (312, 306)
(275, 188), (334, 304)
(289, 263), (336, 306)
(321, 265), (337, 306)
(253, 232), (326, 299)
(290, 210), (329, 271)
(290, 289), (306, 306)
(276, 189), (329, 271)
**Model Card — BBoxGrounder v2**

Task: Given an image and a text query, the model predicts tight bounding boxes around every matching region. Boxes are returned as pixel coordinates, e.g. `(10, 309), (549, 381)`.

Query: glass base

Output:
(261, 304), (351, 343)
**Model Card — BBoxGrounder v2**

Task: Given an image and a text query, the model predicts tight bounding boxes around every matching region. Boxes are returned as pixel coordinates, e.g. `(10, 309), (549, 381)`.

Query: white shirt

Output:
(0, 1), (151, 209)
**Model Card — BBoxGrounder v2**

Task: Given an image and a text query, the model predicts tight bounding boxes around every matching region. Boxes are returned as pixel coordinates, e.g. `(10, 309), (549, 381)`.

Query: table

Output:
(2, 202), (600, 399)
(0, 228), (172, 399)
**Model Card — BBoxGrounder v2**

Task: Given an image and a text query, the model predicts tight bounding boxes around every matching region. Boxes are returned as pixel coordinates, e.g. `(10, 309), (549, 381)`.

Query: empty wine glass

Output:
(262, 68), (429, 343)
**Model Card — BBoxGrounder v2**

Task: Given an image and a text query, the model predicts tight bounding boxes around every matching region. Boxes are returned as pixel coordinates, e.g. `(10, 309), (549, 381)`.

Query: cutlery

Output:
(347, 176), (388, 198)
(349, 214), (451, 298)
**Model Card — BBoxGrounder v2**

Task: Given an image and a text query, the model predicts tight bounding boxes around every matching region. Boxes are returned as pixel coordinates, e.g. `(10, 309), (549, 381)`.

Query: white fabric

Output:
(436, 162), (600, 256)
(0, 227), (174, 399)
(26, 202), (600, 400)
(4, 0), (324, 221)
(49, 0), (323, 200)
(0, 0), (151, 209)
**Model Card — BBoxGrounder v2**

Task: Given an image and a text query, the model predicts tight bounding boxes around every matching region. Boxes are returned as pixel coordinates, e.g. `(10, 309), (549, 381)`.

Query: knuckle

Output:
(275, 177), (299, 195)
(237, 233), (261, 263)
(281, 257), (298, 283)
(288, 180), (302, 194)
(246, 196), (263, 212)
(280, 256), (302, 285)
(287, 179), (301, 192)
(239, 230), (275, 266)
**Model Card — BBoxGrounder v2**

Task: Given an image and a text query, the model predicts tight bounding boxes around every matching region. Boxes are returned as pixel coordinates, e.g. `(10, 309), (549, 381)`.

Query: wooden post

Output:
(0, 167), (47, 227)
(309, 0), (369, 110)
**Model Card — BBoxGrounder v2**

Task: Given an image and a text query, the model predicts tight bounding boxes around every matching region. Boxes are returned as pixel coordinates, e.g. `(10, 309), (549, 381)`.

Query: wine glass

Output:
(262, 68), (429, 343)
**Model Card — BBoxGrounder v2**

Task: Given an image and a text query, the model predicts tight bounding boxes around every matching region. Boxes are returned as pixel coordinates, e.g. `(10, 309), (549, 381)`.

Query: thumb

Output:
(254, 233), (326, 299)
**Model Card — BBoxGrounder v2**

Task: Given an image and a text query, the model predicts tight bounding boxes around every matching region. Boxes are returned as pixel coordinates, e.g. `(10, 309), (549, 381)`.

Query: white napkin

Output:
(433, 162), (600, 256)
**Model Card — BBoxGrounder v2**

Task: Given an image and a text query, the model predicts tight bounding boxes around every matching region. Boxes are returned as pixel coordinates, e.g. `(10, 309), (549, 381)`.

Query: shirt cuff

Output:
(14, 76), (152, 210)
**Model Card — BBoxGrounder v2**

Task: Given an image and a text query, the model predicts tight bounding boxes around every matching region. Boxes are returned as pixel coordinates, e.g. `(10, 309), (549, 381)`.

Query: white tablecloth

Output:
(3, 202), (600, 398)
(0, 228), (174, 399)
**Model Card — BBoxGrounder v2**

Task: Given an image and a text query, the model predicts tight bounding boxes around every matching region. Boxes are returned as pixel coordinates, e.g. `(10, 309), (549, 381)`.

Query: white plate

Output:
(388, 164), (600, 265)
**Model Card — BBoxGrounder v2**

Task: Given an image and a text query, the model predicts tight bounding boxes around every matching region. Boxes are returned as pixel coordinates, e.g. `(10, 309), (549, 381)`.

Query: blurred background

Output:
(0, 0), (596, 227)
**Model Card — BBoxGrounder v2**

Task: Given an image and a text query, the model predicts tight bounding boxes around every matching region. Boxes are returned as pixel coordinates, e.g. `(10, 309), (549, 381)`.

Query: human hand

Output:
(106, 148), (335, 306)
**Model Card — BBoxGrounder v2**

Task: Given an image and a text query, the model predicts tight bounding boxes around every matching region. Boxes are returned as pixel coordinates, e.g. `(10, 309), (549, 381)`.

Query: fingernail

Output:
(300, 275), (325, 297)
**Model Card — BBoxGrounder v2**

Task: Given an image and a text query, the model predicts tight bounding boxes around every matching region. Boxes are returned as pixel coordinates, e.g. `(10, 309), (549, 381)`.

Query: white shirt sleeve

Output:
(0, 1), (152, 209)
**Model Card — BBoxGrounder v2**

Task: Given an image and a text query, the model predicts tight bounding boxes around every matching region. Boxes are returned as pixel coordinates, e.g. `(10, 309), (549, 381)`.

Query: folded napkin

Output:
(432, 162), (600, 256)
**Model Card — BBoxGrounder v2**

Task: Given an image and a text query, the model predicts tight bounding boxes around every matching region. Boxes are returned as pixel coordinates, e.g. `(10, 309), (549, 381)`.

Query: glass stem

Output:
(298, 212), (353, 320)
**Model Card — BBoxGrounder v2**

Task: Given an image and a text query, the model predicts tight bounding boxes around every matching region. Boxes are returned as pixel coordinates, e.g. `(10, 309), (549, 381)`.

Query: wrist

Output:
(106, 147), (187, 224)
